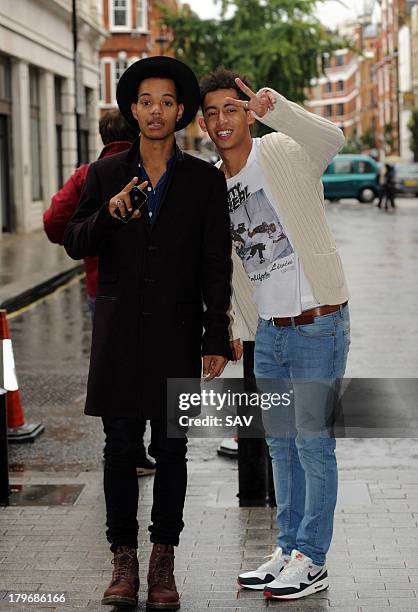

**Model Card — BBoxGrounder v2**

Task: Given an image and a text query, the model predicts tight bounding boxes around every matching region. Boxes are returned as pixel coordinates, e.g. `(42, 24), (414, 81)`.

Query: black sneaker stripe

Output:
(308, 569), (327, 582)
(239, 573), (275, 585)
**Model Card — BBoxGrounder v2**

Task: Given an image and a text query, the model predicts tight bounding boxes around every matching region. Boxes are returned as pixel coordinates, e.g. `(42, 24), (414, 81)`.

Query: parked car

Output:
(321, 154), (382, 203)
(393, 162), (418, 196)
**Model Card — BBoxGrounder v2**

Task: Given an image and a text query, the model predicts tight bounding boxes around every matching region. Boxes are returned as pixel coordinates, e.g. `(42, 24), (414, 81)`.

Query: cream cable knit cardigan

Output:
(227, 88), (349, 341)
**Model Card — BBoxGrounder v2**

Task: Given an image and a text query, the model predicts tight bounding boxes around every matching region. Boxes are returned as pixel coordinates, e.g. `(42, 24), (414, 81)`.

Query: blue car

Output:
(321, 154), (382, 203)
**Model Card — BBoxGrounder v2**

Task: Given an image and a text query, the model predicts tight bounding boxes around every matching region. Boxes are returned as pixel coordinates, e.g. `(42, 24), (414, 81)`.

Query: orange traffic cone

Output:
(0, 309), (44, 442)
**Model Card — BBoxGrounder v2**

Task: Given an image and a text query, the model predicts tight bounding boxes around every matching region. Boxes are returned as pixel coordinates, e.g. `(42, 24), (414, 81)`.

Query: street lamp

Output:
(155, 26), (169, 56)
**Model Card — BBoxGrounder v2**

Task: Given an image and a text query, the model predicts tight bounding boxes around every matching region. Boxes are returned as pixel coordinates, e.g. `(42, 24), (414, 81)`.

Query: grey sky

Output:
(182, 0), (364, 28)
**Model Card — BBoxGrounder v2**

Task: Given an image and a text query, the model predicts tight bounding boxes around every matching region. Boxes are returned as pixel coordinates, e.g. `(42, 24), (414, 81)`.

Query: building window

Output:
(336, 54), (344, 67)
(325, 105), (333, 118)
(79, 87), (92, 165)
(99, 59), (105, 103)
(0, 56), (11, 101)
(137, 0), (148, 30)
(336, 103), (344, 116)
(337, 80), (344, 92)
(0, 54), (12, 232)
(115, 56), (128, 84)
(54, 77), (64, 189)
(110, 0), (130, 29)
(322, 53), (330, 69)
(325, 81), (332, 93)
(29, 67), (42, 201)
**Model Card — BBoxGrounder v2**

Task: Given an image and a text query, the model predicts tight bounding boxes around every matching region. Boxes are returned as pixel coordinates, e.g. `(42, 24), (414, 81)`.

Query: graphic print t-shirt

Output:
(227, 138), (319, 318)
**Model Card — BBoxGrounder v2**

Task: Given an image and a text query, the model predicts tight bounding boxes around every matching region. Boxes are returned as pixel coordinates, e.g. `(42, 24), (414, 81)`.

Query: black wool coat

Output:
(64, 141), (232, 420)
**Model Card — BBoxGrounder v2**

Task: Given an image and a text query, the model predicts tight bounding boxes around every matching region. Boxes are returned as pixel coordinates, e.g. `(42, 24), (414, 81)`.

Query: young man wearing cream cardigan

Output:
(199, 68), (350, 601)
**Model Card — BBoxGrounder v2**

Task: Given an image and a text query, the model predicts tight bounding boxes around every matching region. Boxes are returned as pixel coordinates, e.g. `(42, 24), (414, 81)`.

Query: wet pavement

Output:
(0, 230), (81, 311)
(1, 197), (418, 610)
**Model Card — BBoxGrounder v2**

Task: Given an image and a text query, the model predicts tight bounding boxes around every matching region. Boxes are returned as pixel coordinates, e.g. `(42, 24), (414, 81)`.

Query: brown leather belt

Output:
(271, 302), (348, 327)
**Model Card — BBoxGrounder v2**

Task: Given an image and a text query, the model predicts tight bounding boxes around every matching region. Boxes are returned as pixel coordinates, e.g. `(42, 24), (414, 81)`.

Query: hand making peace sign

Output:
(225, 78), (277, 118)
(108, 177), (148, 222)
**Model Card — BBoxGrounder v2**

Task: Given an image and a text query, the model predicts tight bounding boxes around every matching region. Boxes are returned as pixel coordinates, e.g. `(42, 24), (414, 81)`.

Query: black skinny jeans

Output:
(102, 417), (188, 550)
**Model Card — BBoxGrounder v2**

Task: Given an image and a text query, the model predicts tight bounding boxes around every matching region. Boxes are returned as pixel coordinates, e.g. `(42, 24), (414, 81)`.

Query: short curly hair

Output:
(200, 67), (252, 112)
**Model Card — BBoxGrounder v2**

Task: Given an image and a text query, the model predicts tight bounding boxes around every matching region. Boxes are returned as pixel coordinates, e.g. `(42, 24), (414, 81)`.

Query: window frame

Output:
(136, 0), (148, 31)
(109, 0), (131, 31)
(336, 103), (345, 117)
(29, 66), (43, 201)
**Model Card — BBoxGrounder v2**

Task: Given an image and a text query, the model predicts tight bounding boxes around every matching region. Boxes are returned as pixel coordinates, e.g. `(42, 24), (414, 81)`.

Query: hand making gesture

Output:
(225, 78), (277, 118)
(108, 177), (148, 222)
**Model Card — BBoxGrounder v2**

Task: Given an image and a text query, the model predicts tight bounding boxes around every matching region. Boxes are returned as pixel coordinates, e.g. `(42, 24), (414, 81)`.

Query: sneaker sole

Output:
(101, 595), (138, 606)
(237, 579), (270, 590)
(264, 579), (329, 600)
(146, 599), (180, 609)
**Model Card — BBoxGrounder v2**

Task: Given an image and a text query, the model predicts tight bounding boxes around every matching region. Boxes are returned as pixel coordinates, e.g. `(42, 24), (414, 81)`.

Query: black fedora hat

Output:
(116, 56), (200, 132)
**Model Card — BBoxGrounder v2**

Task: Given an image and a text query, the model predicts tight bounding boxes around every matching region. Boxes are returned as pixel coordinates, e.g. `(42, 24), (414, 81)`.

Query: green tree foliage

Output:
(161, 0), (348, 103)
(408, 109), (418, 162)
(341, 128), (361, 154)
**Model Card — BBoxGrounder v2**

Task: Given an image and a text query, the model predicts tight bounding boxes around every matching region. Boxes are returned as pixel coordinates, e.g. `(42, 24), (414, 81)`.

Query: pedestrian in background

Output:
(64, 56), (232, 609)
(43, 109), (156, 478)
(199, 68), (350, 602)
(377, 163), (396, 210)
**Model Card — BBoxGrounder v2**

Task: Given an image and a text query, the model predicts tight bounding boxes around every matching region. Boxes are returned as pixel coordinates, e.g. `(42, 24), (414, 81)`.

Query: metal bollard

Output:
(238, 341), (275, 507)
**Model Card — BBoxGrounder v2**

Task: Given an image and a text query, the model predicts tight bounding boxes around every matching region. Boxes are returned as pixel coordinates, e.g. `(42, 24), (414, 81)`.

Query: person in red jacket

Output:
(44, 109), (156, 477)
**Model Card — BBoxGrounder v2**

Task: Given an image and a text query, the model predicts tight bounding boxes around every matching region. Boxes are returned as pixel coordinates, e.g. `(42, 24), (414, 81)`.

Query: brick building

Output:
(305, 23), (362, 143)
(99, 0), (177, 111)
(306, 0), (418, 160)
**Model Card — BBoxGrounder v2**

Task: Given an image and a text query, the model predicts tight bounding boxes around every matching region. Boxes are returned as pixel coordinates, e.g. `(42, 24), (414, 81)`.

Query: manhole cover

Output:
(8, 484), (84, 506)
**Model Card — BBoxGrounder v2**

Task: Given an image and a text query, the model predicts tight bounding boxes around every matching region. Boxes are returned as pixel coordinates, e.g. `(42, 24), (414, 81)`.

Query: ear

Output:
(131, 101), (138, 120)
(247, 111), (256, 127)
(198, 116), (207, 133)
(176, 103), (184, 123)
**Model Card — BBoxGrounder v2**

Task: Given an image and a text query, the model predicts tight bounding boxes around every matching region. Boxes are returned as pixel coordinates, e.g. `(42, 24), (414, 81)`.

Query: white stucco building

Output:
(398, 20), (414, 161)
(0, 0), (106, 236)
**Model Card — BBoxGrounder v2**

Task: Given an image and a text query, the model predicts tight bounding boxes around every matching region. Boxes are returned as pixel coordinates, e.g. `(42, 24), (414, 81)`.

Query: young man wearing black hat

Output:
(64, 57), (232, 609)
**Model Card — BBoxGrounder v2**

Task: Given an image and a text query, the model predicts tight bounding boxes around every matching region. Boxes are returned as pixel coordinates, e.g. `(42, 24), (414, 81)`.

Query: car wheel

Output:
(358, 187), (376, 203)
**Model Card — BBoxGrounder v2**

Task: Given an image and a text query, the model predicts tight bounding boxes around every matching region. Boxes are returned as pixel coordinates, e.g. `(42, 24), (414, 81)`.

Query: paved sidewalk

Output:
(0, 231), (82, 312)
(1, 459), (418, 611)
(1, 198), (418, 611)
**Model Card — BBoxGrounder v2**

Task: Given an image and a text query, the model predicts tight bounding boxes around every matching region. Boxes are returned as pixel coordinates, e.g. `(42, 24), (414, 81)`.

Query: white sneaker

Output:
(238, 546), (289, 590)
(263, 549), (328, 600)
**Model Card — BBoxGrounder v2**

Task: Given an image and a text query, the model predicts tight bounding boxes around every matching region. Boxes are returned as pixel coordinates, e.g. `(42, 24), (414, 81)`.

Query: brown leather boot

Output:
(102, 546), (139, 607)
(147, 543), (180, 609)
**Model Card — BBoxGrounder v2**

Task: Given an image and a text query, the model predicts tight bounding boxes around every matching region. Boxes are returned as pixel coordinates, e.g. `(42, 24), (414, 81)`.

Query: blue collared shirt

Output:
(138, 156), (176, 223)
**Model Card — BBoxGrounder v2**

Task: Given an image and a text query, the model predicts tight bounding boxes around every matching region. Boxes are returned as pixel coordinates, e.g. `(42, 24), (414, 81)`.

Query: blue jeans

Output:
(255, 304), (350, 565)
